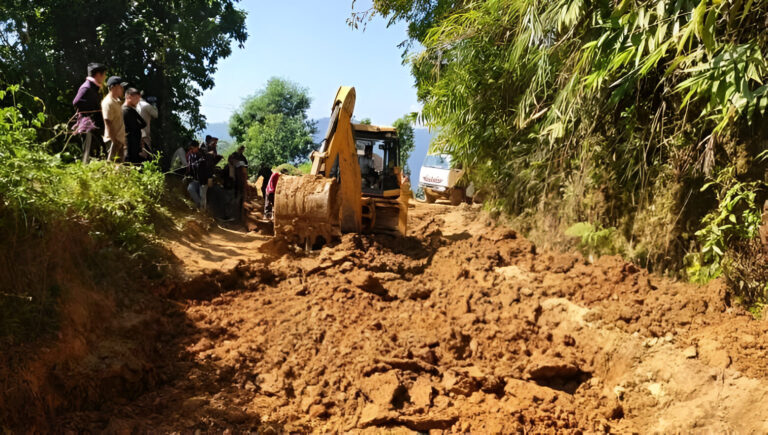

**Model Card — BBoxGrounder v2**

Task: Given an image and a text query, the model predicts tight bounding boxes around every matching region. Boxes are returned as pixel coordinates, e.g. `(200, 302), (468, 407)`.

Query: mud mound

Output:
(48, 204), (768, 433)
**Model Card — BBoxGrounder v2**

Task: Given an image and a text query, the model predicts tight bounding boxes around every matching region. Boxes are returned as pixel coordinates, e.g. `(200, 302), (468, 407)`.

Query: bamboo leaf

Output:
(702, 7), (718, 54)
(741, 0), (755, 24)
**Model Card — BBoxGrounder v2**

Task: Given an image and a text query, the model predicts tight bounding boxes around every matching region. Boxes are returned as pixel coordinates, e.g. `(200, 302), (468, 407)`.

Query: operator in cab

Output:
(359, 144), (376, 188)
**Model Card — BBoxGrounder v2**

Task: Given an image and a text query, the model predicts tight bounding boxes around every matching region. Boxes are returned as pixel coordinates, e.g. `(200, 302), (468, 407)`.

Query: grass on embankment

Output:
(0, 87), (167, 346)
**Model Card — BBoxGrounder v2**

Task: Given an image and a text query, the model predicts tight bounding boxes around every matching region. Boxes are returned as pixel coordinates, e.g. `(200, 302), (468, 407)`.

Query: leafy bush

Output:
(363, 0), (768, 273)
(689, 166), (768, 304)
(0, 85), (165, 344)
(297, 161), (312, 174)
(0, 86), (164, 249)
(565, 222), (623, 260)
(689, 167), (763, 281)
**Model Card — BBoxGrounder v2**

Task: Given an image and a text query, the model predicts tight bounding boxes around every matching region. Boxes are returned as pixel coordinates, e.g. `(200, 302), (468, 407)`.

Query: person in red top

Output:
(264, 168), (288, 220)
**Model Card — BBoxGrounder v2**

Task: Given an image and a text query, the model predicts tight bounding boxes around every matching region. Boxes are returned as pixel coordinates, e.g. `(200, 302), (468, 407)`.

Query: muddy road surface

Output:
(52, 203), (768, 432)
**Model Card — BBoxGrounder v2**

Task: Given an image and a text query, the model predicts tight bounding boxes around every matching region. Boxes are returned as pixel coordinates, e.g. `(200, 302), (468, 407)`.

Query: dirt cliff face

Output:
(18, 203), (768, 432)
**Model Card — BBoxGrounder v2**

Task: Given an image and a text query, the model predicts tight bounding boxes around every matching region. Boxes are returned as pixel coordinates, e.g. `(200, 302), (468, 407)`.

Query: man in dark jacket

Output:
(257, 164), (273, 200)
(186, 141), (205, 208)
(230, 145), (248, 166)
(123, 88), (147, 164)
(72, 63), (107, 163)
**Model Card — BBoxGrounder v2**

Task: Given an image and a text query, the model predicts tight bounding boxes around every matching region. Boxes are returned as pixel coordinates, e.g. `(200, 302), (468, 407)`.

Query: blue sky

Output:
(199, 0), (420, 126)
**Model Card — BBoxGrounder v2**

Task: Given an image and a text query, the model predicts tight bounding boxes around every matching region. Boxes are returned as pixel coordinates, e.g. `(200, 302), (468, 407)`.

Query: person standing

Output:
(257, 164), (273, 200)
(264, 168), (288, 220)
(199, 137), (222, 210)
(170, 143), (189, 175)
(137, 95), (158, 160)
(122, 88), (147, 164)
(186, 141), (205, 208)
(72, 63), (107, 163)
(226, 145), (248, 185)
(230, 145), (248, 166)
(102, 76), (127, 162)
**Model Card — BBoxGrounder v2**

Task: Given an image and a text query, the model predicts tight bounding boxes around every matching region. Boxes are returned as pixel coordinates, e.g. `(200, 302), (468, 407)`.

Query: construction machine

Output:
(273, 86), (409, 247)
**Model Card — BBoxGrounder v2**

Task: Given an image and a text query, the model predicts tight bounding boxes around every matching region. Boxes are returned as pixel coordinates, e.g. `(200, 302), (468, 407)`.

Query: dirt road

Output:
(53, 202), (768, 432)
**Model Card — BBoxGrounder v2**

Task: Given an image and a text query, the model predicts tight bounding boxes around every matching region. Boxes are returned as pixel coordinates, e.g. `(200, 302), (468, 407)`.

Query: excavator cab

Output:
(352, 124), (402, 198)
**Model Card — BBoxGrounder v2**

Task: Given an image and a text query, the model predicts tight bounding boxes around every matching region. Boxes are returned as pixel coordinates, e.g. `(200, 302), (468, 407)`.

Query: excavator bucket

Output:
(274, 175), (341, 247)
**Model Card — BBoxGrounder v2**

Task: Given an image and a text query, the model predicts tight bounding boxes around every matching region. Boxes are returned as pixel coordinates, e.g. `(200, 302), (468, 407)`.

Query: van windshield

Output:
(423, 154), (451, 170)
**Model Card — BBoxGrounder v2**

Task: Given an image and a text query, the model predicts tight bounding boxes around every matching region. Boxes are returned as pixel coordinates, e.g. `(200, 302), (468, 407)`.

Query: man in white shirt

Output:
(137, 96), (158, 159)
(359, 144), (377, 188)
(102, 76), (127, 162)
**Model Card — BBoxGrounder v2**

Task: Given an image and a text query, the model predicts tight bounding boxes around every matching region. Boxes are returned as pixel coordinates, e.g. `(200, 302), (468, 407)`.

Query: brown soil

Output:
(7, 202), (768, 432)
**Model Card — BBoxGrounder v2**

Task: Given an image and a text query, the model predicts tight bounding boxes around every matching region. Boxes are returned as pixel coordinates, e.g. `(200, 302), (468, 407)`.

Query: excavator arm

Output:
(314, 86), (362, 233)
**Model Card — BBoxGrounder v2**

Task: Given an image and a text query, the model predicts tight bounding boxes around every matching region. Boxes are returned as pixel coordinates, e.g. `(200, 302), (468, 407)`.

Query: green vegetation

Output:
(297, 161), (313, 174)
(393, 114), (416, 176)
(0, 86), (164, 246)
(361, 0), (768, 303)
(565, 222), (623, 260)
(0, 1), (248, 345)
(0, 0), (247, 160)
(274, 163), (304, 176)
(0, 85), (164, 344)
(687, 167), (768, 302)
(229, 78), (317, 169)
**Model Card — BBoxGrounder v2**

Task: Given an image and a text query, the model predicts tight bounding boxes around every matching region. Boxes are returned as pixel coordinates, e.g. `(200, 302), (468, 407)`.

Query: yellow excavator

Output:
(273, 86), (409, 247)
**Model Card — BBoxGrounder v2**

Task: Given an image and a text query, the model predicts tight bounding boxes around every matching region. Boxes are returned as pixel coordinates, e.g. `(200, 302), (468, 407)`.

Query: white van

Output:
(418, 153), (467, 205)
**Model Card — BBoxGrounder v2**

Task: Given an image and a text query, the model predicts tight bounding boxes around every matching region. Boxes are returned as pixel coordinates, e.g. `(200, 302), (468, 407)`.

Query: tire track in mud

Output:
(55, 204), (768, 433)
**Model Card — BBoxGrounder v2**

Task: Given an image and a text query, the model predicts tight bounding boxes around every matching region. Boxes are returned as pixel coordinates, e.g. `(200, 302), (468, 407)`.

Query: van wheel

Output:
(450, 188), (464, 206)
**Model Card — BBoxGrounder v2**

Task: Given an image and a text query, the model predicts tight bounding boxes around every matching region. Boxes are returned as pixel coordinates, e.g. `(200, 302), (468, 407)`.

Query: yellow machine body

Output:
(274, 86), (408, 246)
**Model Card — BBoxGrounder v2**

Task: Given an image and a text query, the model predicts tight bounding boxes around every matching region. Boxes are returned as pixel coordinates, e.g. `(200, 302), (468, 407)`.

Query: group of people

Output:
(168, 136), (247, 222)
(168, 136), (286, 221)
(73, 62), (288, 223)
(72, 62), (158, 164)
(183, 135), (226, 210)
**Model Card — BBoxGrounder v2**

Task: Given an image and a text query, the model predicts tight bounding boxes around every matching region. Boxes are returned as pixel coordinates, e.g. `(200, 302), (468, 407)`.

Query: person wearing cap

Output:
(73, 63), (107, 163)
(102, 76), (127, 162)
(123, 88), (147, 164)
